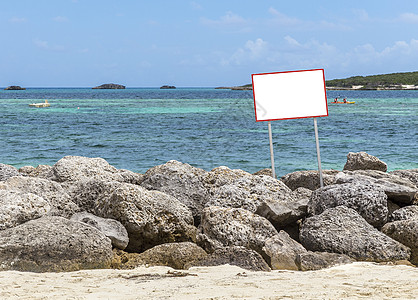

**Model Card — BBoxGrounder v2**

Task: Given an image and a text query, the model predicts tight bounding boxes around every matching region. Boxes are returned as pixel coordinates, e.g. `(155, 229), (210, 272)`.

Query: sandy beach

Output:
(1, 262), (416, 299)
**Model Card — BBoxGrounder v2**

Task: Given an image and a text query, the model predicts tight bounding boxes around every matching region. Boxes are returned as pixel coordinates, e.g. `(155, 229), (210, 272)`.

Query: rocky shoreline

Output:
(0, 152), (416, 273)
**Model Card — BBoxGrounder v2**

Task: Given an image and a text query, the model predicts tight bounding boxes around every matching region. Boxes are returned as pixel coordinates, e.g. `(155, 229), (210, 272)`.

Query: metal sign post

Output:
(267, 121), (276, 178)
(313, 117), (324, 187)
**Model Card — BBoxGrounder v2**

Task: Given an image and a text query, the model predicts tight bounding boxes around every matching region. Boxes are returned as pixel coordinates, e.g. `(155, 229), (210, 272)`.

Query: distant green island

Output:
(220, 71), (418, 90)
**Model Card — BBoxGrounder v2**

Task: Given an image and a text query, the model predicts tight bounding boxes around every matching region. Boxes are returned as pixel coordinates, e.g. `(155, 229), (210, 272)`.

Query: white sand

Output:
(0, 262), (417, 299)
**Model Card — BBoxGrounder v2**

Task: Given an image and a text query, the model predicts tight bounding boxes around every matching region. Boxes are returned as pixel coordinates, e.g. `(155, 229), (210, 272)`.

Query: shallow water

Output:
(0, 88), (416, 176)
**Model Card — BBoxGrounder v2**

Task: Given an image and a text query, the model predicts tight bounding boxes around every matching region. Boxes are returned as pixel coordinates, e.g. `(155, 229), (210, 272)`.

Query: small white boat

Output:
(29, 100), (50, 108)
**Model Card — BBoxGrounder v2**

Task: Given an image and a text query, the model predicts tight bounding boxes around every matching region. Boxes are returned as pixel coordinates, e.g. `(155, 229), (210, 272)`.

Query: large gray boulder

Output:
(71, 179), (197, 252)
(295, 251), (354, 271)
(0, 163), (19, 181)
(343, 152), (387, 172)
(308, 183), (388, 228)
(140, 160), (209, 224)
(49, 156), (143, 185)
(0, 216), (113, 272)
(336, 171), (417, 204)
(0, 190), (50, 230)
(70, 211), (129, 250)
(280, 170), (339, 191)
(0, 176), (80, 218)
(389, 206), (418, 222)
(382, 219), (418, 265)
(18, 165), (53, 179)
(262, 231), (307, 270)
(137, 242), (208, 270)
(300, 206), (410, 262)
(389, 169), (418, 188)
(188, 246), (271, 272)
(197, 206), (278, 259)
(203, 167), (308, 228)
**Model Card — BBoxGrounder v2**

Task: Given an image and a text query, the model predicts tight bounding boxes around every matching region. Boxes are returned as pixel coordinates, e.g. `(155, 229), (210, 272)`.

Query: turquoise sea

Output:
(0, 88), (417, 177)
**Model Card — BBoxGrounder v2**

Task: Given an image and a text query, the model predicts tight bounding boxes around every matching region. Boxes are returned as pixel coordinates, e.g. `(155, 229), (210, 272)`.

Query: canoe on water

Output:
(329, 101), (355, 104)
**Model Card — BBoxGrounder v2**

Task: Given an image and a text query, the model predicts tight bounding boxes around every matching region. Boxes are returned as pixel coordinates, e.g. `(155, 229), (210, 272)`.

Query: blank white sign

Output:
(252, 69), (328, 121)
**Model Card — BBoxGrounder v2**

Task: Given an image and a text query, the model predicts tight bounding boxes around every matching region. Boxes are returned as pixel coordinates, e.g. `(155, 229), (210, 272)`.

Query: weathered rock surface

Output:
(343, 152), (388, 172)
(0, 176), (80, 218)
(0, 190), (50, 230)
(203, 167), (307, 228)
(49, 156), (143, 185)
(308, 183), (388, 228)
(92, 83), (125, 89)
(188, 246), (271, 272)
(252, 168), (273, 177)
(300, 206), (410, 262)
(70, 212), (129, 250)
(295, 251), (354, 271)
(389, 206), (418, 222)
(197, 206), (278, 259)
(382, 219), (418, 265)
(336, 171), (417, 204)
(71, 179), (196, 252)
(0, 216), (113, 272)
(280, 170), (339, 191)
(137, 242), (207, 270)
(0, 164), (19, 181)
(140, 160), (209, 224)
(262, 231), (307, 270)
(18, 165), (53, 179)
(389, 169), (418, 188)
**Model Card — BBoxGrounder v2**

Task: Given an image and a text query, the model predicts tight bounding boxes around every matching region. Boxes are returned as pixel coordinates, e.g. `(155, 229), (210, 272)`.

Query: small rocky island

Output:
(92, 83), (125, 89)
(160, 85), (176, 89)
(4, 85), (26, 90)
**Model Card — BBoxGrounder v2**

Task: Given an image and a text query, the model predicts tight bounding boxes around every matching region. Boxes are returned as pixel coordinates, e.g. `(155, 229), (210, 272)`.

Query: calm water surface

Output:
(0, 88), (417, 176)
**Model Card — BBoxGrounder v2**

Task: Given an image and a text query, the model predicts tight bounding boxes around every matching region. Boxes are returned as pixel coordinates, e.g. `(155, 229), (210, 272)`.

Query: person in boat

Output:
(333, 97), (338, 103)
(343, 98), (347, 103)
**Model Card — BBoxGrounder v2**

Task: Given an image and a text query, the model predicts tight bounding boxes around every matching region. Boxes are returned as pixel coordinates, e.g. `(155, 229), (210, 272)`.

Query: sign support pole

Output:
(313, 117), (324, 187)
(268, 121), (276, 178)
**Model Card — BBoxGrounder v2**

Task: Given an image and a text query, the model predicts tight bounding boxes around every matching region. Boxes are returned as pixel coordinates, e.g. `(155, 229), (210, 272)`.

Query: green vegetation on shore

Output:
(221, 71), (418, 90)
(325, 71), (418, 90)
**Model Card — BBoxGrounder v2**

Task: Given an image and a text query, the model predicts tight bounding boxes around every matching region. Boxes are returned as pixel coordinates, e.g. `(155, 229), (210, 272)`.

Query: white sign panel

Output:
(252, 69), (328, 122)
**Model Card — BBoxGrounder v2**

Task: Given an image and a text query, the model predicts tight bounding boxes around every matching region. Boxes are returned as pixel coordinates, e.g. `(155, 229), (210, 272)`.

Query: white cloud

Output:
(190, 1), (202, 10)
(9, 17), (27, 23)
(33, 39), (65, 52)
(399, 12), (418, 23)
(201, 11), (247, 27)
(53, 16), (68, 22)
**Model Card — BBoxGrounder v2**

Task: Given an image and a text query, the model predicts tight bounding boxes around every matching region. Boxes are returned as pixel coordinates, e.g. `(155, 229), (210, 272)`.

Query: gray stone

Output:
(49, 156), (143, 184)
(0, 216), (113, 272)
(0, 190), (50, 230)
(0, 164), (19, 181)
(140, 160), (209, 224)
(336, 171), (417, 204)
(280, 170), (339, 191)
(71, 211), (129, 250)
(343, 152), (387, 172)
(71, 179), (197, 253)
(188, 246), (271, 272)
(389, 169), (418, 188)
(0, 176), (80, 218)
(295, 251), (354, 271)
(137, 242), (208, 270)
(197, 206), (278, 259)
(203, 167), (308, 228)
(18, 165), (53, 179)
(308, 183), (388, 228)
(300, 206), (410, 262)
(382, 219), (418, 265)
(389, 206), (418, 222)
(252, 168), (273, 177)
(262, 231), (307, 270)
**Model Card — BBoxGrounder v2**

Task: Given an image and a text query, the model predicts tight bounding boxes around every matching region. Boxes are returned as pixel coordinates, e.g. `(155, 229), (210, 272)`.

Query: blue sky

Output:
(1, 0), (418, 87)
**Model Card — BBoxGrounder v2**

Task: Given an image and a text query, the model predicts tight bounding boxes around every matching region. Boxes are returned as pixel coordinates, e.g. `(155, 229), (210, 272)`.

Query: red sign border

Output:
(252, 68), (329, 122)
